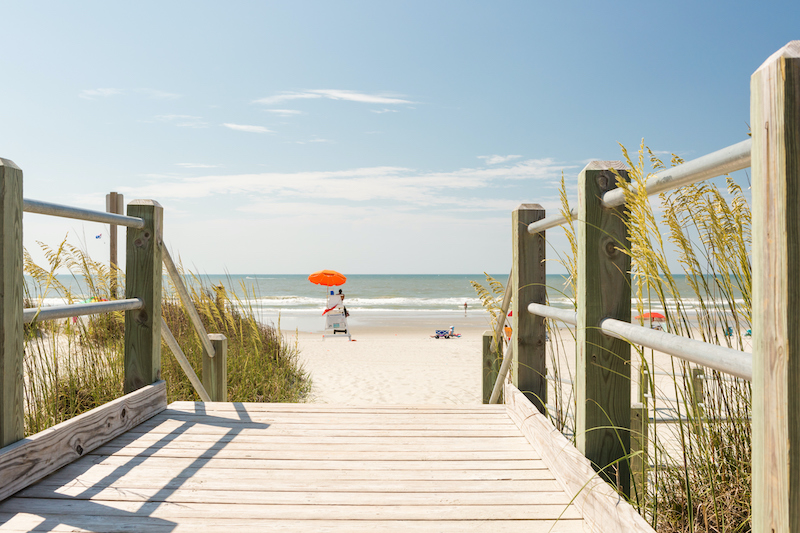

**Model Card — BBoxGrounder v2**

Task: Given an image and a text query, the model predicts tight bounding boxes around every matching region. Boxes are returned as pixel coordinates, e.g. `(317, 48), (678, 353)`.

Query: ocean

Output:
(29, 273), (745, 333)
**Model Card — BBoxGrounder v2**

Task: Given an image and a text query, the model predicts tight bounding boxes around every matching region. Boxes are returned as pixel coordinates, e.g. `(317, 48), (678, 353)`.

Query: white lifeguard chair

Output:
(323, 289), (350, 340)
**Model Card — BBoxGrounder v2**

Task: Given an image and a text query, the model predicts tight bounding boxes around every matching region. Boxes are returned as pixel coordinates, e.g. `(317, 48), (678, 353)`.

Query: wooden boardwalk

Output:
(0, 383), (653, 532)
(0, 400), (591, 532)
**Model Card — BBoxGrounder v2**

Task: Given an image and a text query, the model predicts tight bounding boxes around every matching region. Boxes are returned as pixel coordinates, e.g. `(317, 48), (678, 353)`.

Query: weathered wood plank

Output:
(505, 383), (653, 533)
(127, 422), (525, 438)
(105, 432), (534, 450)
(512, 203), (547, 412)
(40, 462), (556, 483)
(86, 455), (546, 471)
(0, 381), (166, 502)
(0, 515), (588, 533)
(630, 402), (647, 507)
(0, 498), (584, 520)
(146, 410), (516, 425)
(204, 334), (227, 401)
(0, 158), (23, 448)
(751, 40), (800, 533)
(482, 330), (499, 403)
(576, 160), (632, 495)
(162, 246), (216, 359)
(105, 191), (123, 298)
(167, 401), (507, 413)
(88, 445), (540, 461)
(124, 199), (163, 393)
(20, 486), (573, 504)
(160, 318), (211, 401)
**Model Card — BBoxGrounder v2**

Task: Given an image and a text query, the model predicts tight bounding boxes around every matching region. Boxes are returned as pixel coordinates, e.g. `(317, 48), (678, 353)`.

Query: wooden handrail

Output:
(162, 246), (216, 359)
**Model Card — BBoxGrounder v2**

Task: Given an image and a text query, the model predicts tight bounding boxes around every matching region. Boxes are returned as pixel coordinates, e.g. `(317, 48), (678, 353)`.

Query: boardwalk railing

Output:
(0, 160), (229, 497)
(483, 41), (800, 531)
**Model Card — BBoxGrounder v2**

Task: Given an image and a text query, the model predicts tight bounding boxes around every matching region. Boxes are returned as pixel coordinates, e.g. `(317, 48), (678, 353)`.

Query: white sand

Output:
(291, 325), (487, 405)
(291, 318), (752, 462)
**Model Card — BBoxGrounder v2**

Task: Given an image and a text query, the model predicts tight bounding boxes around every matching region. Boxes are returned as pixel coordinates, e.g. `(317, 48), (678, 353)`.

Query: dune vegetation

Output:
(23, 241), (310, 436)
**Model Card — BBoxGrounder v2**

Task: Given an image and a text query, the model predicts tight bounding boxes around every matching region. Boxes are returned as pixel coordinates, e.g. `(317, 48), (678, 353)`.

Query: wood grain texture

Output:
(0, 380), (166, 502)
(576, 161), (632, 495)
(629, 403), (647, 507)
(160, 318), (211, 402)
(751, 40), (800, 533)
(0, 158), (23, 448)
(124, 200), (163, 393)
(505, 383), (653, 533)
(511, 204), (546, 412)
(162, 246), (216, 359)
(0, 516), (588, 533)
(482, 330), (499, 403)
(204, 334), (227, 401)
(0, 400), (590, 531)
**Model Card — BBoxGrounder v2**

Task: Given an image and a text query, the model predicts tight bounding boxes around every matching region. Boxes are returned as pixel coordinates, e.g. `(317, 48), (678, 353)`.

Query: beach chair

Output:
(323, 291), (350, 340)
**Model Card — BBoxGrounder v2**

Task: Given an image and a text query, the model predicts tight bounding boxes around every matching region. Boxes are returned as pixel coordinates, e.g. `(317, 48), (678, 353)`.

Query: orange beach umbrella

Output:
(635, 312), (665, 321)
(308, 270), (347, 287)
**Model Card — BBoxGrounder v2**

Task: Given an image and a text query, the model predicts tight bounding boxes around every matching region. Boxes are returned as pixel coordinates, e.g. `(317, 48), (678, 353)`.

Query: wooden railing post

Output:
(751, 40), (800, 532)
(511, 204), (546, 413)
(690, 368), (704, 433)
(630, 402), (647, 507)
(204, 334), (228, 402)
(576, 161), (632, 496)
(0, 158), (23, 447)
(482, 330), (500, 403)
(124, 200), (163, 394)
(106, 192), (124, 299)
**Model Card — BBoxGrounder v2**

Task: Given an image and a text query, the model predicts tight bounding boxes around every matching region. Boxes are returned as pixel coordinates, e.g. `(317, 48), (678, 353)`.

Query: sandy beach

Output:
(290, 319), (488, 405)
(291, 314), (753, 461)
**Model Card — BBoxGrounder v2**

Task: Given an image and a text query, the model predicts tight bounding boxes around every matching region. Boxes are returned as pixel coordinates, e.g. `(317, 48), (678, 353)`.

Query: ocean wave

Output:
(248, 296), (484, 308)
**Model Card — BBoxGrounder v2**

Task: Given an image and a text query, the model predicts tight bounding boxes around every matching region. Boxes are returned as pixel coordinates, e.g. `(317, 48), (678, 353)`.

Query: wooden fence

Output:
(0, 167), (228, 498)
(483, 41), (800, 531)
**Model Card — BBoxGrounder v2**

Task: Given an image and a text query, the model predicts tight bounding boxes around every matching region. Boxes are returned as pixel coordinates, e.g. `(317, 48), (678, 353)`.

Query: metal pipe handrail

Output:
(526, 139), (751, 235)
(24, 298), (144, 324)
(599, 318), (752, 381)
(601, 139), (752, 208)
(23, 199), (145, 229)
(525, 302), (752, 380)
(527, 209), (576, 235)
(527, 303), (577, 325)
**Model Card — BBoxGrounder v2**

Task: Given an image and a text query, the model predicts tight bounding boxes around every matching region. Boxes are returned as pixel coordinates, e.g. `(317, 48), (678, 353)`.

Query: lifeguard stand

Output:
(323, 289), (350, 340)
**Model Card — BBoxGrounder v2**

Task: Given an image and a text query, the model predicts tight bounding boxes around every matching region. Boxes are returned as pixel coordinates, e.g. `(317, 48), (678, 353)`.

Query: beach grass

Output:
(473, 142), (753, 532)
(22, 241), (310, 436)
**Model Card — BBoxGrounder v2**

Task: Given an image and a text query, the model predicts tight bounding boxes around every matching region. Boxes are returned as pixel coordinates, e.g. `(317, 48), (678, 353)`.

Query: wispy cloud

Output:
(122, 158), (568, 209)
(293, 137), (333, 145)
(222, 123), (272, 133)
(478, 154), (522, 165)
(254, 90), (412, 106)
(370, 108), (400, 114)
(156, 114), (208, 128)
(136, 88), (182, 100)
(176, 163), (219, 169)
(263, 109), (304, 117)
(81, 87), (181, 100)
(79, 88), (122, 100)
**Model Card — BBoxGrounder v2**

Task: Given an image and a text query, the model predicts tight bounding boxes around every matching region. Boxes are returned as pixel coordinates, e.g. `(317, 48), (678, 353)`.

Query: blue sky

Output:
(2, 1), (797, 274)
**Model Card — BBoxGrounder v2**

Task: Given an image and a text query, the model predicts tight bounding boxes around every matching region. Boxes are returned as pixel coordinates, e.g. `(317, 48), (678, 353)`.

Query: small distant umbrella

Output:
(635, 312), (665, 322)
(308, 270), (347, 287)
